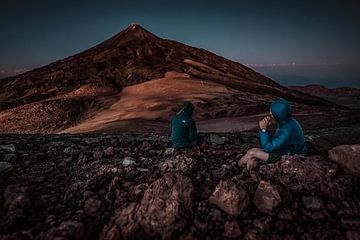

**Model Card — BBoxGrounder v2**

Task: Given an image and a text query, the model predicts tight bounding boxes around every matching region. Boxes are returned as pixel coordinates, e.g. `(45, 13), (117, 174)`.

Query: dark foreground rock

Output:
(328, 144), (360, 177)
(0, 133), (359, 239)
(253, 181), (281, 215)
(209, 180), (248, 216)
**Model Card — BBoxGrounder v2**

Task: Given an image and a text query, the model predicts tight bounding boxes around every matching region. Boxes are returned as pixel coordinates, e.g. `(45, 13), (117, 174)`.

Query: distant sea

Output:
(252, 64), (360, 89)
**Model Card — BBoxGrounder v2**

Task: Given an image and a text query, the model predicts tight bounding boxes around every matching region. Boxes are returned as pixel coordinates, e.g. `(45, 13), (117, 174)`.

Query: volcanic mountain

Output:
(0, 24), (357, 134)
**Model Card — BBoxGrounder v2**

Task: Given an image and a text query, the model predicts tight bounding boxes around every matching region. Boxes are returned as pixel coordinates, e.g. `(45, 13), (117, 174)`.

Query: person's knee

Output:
(248, 148), (259, 157)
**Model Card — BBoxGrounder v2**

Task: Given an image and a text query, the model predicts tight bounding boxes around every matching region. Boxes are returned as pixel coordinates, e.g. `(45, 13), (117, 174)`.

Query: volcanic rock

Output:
(253, 181), (281, 215)
(84, 197), (103, 217)
(136, 173), (193, 238)
(0, 144), (15, 153)
(210, 134), (228, 145)
(122, 157), (136, 167)
(164, 147), (175, 156)
(223, 219), (242, 238)
(159, 154), (194, 173)
(104, 146), (115, 157)
(209, 180), (249, 216)
(302, 196), (324, 211)
(4, 185), (30, 212)
(0, 161), (13, 177)
(328, 144), (360, 177)
(259, 155), (351, 199)
(101, 203), (142, 239)
(57, 220), (85, 239)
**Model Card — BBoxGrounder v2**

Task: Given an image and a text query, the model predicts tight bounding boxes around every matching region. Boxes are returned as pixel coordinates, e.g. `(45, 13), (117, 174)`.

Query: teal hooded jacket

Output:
(259, 99), (307, 155)
(171, 102), (201, 149)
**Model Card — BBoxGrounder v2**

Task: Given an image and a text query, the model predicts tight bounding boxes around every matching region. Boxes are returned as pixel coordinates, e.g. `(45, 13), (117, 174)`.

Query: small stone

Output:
(0, 144), (15, 153)
(159, 154), (194, 173)
(93, 151), (103, 159)
(104, 146), (115, 157)
(46, 215), (57, 227)
(0, 161), (13, 177)
(110, 168), (117, 173)
(210, 134), (228, 145)
(223, 219), (242, 238)
(84, 198), (102, 217)
(58, 220), (84, 239)
(302, 196), (323, 211)
(122, 157), (136, 167)
(164, 148), (175, 155)
(63, 147), (74, 154)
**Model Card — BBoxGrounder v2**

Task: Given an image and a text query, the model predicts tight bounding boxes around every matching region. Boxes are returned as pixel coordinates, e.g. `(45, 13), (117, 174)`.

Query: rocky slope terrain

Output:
(1, 130), (360, 240)
(0, 24), (338, 134)
(290, 85), (360, 109)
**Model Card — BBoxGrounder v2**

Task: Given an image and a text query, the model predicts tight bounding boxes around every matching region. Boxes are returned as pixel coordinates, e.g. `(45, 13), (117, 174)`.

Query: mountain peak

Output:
(125, 23), (144, 31)
(105, 24), (158, 46)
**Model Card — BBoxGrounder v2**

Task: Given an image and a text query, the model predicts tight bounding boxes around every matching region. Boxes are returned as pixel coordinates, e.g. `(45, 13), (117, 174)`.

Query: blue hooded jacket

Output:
(259, 99), (307, 155)
(171, 102), (201, 149)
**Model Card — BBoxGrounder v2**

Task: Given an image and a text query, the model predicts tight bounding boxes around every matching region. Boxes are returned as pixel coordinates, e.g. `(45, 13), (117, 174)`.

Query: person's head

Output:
(270, 99), (292, 123)
(182, 101), (194, 116)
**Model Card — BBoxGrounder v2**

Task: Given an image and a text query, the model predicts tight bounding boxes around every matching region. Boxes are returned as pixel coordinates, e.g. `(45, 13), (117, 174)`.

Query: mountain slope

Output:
(0, 24), (341, 133)
(290, 85), (360, 109)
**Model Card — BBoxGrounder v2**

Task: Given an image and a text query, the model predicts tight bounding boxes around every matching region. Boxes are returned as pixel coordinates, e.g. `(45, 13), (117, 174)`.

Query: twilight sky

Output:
(1, 0), (360, 74)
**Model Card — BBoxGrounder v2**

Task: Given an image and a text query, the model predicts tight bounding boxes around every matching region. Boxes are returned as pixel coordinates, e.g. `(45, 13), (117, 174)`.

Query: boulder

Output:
(328, 144), (360, 176)
(159, 154), (194, 173)
(209, 180), (249, 216)
(136, 173), (193, 239)
(253, 181), (281, 215)
(259, 155), (350, 199)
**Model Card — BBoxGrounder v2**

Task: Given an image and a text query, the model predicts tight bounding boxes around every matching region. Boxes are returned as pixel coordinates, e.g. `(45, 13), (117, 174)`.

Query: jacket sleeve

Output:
(259, 128), (291, 153)
(188, 119), (199, 142)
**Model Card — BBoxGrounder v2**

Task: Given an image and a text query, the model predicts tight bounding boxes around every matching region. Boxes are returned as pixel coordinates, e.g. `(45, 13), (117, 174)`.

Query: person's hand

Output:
(246, 158), (258, 172)
(259, 118), (268, 130)
(238, 157), (247, 167)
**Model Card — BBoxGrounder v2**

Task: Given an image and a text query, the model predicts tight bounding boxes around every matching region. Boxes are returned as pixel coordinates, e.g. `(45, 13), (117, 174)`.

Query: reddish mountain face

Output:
(290, 85), (360, 109)
(0, 24), (352, 134)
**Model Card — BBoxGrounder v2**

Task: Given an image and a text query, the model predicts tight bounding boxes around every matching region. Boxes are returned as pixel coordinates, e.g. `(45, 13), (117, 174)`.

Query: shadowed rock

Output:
(253, 181), (281, 215)
(136, 173), (193, 238)
(158, 154), (194, 173)
(328, 144), (360, 177)
(209, 180), (249, 216)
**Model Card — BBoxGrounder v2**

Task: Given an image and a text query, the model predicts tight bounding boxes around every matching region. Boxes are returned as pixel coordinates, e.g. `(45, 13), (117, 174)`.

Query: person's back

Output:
(260, 99), (307, 155)
(171, 102), (201, 149)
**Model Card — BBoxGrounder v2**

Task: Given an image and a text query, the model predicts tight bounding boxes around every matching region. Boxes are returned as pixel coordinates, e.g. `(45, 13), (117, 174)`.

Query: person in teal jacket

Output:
(239, 98), (307, 171)
(171, 102), (202, 149)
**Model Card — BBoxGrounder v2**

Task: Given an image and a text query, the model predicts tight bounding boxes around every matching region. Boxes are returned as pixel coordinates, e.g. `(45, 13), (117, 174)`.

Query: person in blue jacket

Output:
(239, 98), (307, 171)
(171, 101), (203, 149)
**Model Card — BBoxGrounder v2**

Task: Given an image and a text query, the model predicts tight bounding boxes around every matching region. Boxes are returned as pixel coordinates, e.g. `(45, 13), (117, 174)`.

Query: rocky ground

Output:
(0, 132), (360, 240)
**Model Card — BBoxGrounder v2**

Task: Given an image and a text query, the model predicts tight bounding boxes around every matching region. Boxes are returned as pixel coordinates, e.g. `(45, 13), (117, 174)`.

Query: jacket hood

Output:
(270, 99), (292, 123)
(183, 101), (194, 116)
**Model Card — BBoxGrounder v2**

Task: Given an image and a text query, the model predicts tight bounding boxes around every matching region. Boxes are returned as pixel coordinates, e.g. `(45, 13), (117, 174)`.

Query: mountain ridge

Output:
(1, 24), (353, 134)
